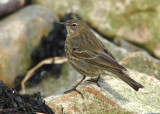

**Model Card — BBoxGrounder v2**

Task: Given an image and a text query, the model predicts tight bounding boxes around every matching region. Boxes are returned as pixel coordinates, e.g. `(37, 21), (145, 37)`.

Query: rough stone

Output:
(45, 69), (160, 113)
(120, 52), (160, 80)
(0, 5), (58, 86)
(0, 0), (25, 16)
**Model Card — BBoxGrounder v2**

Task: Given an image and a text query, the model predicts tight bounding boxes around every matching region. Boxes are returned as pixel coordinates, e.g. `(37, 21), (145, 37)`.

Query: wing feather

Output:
(71, 48), (127, 71)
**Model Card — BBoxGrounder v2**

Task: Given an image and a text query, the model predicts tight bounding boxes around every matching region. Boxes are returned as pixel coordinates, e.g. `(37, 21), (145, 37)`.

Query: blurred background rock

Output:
(0, 0), (160, 113)
(0, 0), (27, 17)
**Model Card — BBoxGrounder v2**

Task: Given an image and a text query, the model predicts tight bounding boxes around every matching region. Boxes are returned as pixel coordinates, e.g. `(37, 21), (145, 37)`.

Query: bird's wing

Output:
(96, 51), (127, 70)
(71, 48), (127, 71)
(103, 49), (116, 60)
(71, 48), (98, 59)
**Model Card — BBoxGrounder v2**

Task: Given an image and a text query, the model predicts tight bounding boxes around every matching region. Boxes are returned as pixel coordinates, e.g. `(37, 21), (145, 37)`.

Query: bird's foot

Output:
(64, 87), (84, 98)
(86, 77), (101, 87)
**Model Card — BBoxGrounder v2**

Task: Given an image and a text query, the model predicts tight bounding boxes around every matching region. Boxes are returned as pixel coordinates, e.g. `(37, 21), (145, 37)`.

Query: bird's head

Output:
(58, 19), (89, 35)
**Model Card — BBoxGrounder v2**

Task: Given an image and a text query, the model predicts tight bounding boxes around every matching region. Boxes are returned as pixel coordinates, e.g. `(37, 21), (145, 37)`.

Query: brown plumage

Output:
(59, 19), (144, 94)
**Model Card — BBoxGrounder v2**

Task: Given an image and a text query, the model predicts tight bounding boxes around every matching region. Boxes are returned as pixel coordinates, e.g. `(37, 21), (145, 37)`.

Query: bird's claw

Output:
(64, 88), (84, 99)
(86, 78), (101, 87)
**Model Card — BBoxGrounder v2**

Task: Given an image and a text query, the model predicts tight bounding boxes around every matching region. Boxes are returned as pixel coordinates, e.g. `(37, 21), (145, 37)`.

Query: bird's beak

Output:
(57, 22), (72, 27)
(56, 22), (66, 26)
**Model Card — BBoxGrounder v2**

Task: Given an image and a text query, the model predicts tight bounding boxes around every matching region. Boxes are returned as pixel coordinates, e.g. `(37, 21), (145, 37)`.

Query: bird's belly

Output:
(68, 58), (103, 77)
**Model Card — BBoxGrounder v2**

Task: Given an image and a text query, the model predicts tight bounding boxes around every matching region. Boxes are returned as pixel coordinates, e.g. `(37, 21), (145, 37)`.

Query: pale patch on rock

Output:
(154, 43), (160, 58)
(118, 24), (151, 44)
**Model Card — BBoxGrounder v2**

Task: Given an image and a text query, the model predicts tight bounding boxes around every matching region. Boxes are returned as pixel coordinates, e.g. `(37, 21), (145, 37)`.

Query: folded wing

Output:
(71, 48), (127, 71)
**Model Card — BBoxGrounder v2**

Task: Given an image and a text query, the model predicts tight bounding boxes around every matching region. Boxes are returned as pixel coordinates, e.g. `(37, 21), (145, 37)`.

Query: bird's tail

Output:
(113, 70), (144, 91)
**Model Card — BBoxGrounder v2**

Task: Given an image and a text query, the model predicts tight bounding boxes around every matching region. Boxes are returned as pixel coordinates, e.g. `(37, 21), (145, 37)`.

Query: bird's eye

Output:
(72, 23), (77, 27)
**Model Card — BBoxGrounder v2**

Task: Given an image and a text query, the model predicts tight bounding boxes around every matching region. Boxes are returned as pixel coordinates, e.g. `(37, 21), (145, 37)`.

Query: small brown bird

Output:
(59, 19), (144, 94)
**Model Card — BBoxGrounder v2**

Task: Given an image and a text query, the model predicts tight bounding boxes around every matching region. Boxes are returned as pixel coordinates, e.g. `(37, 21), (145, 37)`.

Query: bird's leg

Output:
(64, 75), (86, 97)
(86, 75), (101, 87)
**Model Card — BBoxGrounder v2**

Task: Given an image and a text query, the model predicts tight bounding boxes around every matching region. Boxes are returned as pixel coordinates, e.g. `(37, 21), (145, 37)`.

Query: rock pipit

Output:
(58, 19), (144, 95)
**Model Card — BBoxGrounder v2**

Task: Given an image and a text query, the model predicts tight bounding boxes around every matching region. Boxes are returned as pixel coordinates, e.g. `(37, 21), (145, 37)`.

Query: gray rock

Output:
(114, 39), (148, 53)
(0, 5), (58, 86)
(120, 52), (160, 80)
(45, 69), (160, 113)
(0, 0), (25, 16)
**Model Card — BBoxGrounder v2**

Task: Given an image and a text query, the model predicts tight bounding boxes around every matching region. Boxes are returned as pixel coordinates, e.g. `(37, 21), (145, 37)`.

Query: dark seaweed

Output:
(0, 81), (54, 114)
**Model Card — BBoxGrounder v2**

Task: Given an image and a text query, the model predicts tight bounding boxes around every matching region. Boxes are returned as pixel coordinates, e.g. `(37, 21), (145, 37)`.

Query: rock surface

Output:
(0, 0), (25, 16)
(121, 52), (160, 80)
(0, 5), (58, 86)
(32, 0), (160, 58)
(45, 68), (160, 113)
